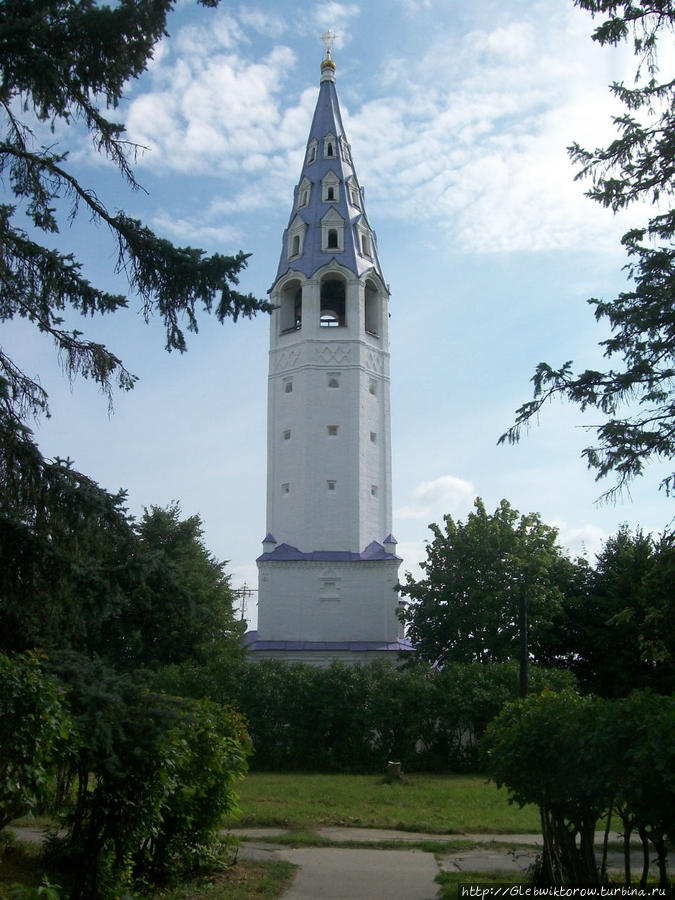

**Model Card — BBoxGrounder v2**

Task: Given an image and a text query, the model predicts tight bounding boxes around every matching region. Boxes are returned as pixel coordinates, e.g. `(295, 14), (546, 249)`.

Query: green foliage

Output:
(44, 666), (250, 899)
(398, 498), (574, 667)
(501, 1), (675, 499)
(7, 875), (63, 900)
(208, 659), (574, 774)
(485, 689), (675, 888)
(0, 450), (140, 659)
(556, 525), (675, 695)
(485, 690), (610, 884)
(127, 504), (246, 670)
(0, 0), (271, 428)
(0, 652), (76, 831)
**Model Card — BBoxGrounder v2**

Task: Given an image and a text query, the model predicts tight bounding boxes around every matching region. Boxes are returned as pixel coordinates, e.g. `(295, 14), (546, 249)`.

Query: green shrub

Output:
(0, 652), (76, 830)
(221, 659), (574, 774)
(485, 689), (675, 889)
(46, 661), (250, 900)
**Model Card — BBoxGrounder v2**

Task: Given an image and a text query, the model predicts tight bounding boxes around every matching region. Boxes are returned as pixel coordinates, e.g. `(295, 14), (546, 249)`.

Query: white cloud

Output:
(549, 520), (607, 560)
(345, 6), (636, 254)
(396, 474), (475, 521)
(309, 2), (360, 40)
(125, 31), (296, 176)
(237, 6), (288, 37)
(395, 538), (428, 581)
(151, 212), (241, 247)
(120, 2), (641, 255)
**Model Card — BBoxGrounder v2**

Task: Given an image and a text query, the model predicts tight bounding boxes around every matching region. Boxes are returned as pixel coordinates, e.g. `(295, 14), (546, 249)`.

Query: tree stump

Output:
(386, 761), (403, 782)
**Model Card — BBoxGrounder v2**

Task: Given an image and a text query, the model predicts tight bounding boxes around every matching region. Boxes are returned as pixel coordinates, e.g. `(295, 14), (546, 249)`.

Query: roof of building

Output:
(272, 52), (387, 288)
(257, 539), (401, 563)
(243, 631), (415, 653)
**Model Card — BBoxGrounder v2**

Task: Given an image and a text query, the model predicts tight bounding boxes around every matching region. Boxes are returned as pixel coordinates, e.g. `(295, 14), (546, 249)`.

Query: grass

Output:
(436, 869), (527, 900)
(149, 860), (297, 899)
(247, 829), (480, 853)
(226, 772), (541, 834)
(0, 839), (46, 895)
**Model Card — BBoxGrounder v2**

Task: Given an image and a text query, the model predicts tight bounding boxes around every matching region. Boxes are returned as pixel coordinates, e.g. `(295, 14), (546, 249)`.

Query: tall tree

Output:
(562, 524), (675, 696)
(501, 0), (675, 500)
(398, 498), (570, 668)
(122, 503), (245, 670)
(0, 0), (269, 664)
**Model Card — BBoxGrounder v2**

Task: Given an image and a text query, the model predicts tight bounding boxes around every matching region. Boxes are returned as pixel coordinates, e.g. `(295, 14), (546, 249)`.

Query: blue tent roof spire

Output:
(272, 44), (387, 288)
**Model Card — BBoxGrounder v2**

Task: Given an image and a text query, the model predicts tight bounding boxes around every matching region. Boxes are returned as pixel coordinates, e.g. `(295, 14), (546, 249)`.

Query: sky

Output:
(7, 0), (675, 628)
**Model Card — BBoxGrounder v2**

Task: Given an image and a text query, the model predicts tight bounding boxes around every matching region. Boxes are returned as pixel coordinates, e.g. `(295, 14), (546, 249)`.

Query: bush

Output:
(46, 658), (250, 900)
(211, 659), (575, 774)
(0, 652), (76, 831)
(485, 689), (675, 889)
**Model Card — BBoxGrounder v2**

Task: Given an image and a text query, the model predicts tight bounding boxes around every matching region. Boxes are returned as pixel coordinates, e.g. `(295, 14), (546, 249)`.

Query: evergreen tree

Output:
(123, 504), (245, 670)
(501, 1), (675, 499)
(0, 0), (272, 501)
(560, 525), (675, 695)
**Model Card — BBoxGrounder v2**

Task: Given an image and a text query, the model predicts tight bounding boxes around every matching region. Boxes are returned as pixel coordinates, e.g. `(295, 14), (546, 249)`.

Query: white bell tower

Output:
(248, 41), (411, 665)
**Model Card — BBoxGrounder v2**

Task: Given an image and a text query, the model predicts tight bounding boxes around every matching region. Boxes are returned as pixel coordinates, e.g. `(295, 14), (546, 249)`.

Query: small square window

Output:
(369, 379), (377, 395)
(370, 484), (378, 497)
(328, 377), (340, 389)
(284, 380), (293, 393)
(327, 480), (336, 491)
(282, 483), (290, 494)
(320, 577), (340, 600)
(370, 432), (377, 443)
(327, 425), (338, 436)
(283, 430), (291, 441)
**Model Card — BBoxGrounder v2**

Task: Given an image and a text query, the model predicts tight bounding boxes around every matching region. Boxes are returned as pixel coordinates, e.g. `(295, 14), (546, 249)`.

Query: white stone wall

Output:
(266, 265), (392, 553)
(257, 558), (401, 642)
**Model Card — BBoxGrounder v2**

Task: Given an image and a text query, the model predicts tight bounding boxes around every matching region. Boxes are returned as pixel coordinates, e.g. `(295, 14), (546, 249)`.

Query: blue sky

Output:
(7, 0), (674, 626)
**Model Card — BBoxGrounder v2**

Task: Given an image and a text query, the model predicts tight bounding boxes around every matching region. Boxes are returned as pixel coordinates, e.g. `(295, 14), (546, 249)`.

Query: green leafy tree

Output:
(47, 655), (249, 899)
(398, 498), (571, 669)
(501, 0), (675, 499)
(485, 690), (612, 886)
(486, 690), (674, 889)
(0, 453), (139, 658)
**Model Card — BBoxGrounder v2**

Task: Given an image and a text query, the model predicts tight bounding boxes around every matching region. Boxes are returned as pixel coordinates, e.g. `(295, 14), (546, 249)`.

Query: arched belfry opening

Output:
(364, 279), (381, 337)
(279, 280), (302, 333)
(320, 277), (346, 327)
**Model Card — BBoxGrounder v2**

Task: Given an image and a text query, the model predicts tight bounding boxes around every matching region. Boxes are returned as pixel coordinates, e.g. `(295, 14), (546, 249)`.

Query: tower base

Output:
(243, 635), (414, 667)
(253, 541), (407, 665)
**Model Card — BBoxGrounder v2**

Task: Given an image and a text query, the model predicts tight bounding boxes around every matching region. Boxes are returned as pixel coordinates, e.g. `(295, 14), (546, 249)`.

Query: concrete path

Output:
(233, 828), (675, 900)
(234, 828), (539, 899)
(275, 846), (438, 900)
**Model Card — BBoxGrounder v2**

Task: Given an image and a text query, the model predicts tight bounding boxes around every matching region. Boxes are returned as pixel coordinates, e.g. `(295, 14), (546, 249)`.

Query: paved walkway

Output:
(232, 828), (673, 900)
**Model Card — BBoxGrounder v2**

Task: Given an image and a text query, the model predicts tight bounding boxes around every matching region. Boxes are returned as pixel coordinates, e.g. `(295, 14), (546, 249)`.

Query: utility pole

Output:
(519, 593), (528, 697)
